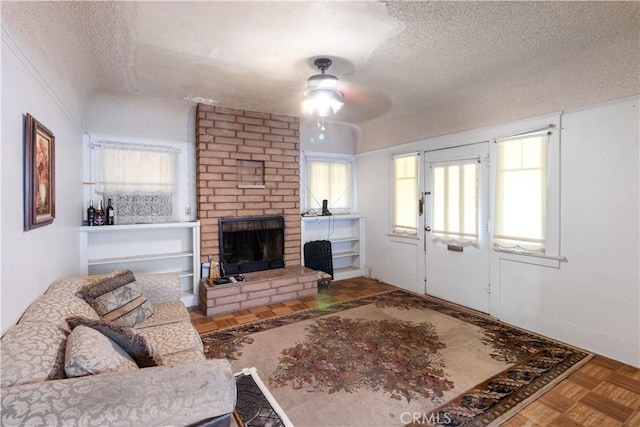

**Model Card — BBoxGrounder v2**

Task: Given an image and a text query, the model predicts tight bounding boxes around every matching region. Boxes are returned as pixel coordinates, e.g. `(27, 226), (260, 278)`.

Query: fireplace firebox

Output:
(218, 216), (285, 275)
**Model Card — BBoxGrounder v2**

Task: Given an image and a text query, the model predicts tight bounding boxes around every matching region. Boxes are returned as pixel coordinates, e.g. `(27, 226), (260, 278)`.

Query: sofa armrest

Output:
(136, 273), (181, 304)
(1, 359), (236, 427)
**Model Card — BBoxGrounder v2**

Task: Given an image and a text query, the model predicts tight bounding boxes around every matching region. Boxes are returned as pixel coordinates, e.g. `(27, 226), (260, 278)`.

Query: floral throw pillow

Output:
(65, 325), (138, 377)
(77, 270), (153, 327)
(66, 316), (159, 368)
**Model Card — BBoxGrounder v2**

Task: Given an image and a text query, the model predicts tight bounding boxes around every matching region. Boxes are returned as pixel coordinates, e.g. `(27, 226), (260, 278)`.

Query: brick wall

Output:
(196, 104), (301, 267)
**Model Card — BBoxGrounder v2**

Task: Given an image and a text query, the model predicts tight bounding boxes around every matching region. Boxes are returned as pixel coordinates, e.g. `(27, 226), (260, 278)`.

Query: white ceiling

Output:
(2, 1), (639, 149)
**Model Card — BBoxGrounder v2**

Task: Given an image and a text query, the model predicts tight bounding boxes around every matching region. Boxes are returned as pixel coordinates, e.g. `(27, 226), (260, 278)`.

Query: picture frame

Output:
(24, 113), (55, 230)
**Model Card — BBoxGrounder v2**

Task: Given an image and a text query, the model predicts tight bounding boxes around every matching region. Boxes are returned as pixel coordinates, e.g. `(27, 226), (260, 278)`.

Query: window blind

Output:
(305, 158), (352, 214)
(493, 133), (549, 252)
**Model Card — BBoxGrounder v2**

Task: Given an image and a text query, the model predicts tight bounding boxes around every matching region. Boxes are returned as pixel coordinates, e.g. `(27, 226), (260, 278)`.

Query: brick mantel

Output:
(195, 104), (301, 267)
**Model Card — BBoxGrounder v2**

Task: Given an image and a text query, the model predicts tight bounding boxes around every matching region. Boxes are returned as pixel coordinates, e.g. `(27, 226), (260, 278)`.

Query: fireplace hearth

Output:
(219, 216), (285, 275)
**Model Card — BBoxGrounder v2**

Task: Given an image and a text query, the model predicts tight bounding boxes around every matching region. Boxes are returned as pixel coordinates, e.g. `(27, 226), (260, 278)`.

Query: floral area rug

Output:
(201, 290), (591, 426)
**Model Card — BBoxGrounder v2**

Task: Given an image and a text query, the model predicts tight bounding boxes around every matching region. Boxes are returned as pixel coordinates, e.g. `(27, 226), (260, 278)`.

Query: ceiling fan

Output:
(302, 58), (344, 130)
(300, 56), (390, 127)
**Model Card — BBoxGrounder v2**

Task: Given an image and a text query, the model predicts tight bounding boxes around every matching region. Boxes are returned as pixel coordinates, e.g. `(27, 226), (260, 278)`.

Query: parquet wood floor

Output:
(189, 277), (640, 426)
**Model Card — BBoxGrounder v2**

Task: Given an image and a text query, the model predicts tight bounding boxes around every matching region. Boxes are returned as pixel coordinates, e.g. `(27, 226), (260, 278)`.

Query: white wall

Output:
(1, 32), (84, 332)
(84, 93), (196, 142)
(300, 119), (357, 155)
(357, 97), (640, 367)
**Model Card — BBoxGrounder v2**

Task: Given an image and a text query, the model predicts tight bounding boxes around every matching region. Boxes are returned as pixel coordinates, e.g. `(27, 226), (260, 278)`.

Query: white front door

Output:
(424, 143), (490, 313)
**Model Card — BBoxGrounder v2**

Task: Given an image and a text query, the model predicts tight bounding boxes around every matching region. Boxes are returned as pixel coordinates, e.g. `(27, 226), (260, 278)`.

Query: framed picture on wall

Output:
(24, 113), (55, 230)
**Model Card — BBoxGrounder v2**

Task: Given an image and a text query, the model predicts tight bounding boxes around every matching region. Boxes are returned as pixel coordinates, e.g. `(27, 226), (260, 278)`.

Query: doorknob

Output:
(425, 226), (431, 232)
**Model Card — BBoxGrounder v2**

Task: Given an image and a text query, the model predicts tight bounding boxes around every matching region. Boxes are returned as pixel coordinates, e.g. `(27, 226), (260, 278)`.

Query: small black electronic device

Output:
(322, 199), (331, 216)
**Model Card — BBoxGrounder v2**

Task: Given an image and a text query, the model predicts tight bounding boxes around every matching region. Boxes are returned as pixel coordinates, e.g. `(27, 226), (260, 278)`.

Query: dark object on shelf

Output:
(94, 200), (106, 226)
(304, 240), (334, 280)
(321, 199), (331, 216)
(106, 198), (115, 225)
(87, 200), (95, 226)
(209, 274), (246, 286)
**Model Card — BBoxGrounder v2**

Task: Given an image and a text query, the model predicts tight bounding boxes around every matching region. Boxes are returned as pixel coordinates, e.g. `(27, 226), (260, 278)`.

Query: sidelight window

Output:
(392, 153), (420, 236)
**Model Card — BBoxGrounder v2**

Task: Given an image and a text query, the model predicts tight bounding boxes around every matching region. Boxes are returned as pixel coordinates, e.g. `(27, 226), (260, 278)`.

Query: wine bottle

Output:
(94, 200), (106, 226)
(106, 199), (115, 225)
(87, 200), (95, 226)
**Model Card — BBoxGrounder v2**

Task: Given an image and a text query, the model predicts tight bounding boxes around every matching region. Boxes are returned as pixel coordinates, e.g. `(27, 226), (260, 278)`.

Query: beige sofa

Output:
(0, 273), (236, 426)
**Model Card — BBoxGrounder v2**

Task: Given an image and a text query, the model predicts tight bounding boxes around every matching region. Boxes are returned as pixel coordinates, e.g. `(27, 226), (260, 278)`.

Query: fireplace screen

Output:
(219, 216), (285, 274)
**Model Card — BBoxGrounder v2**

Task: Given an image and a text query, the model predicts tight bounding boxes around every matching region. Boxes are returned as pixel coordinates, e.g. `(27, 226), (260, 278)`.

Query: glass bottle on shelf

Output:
(94, 200), (106, 226)
(106, 199), (116, 225)
(87, 200), (95, 226)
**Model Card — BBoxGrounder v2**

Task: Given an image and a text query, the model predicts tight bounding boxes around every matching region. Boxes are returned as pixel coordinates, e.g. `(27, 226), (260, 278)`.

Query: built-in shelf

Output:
(330, 237), (360, 243)
(332, 251), (360, 259)
(177, 272), (194, 279)
(79, 221), (200, 307)
(334, 266), (363, 276)
(79, 222), (198, 232)
(301, 215), (365, 281)
(88, 251), (193, 266)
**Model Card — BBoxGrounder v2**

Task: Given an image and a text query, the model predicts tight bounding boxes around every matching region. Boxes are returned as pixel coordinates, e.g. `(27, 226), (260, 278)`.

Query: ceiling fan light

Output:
(307, 73), (339, 90)
(303, 89), (343, 117)
(330, 97), (344, 114)
(301, 57), (344, 123)
(302, 97), (317, 115)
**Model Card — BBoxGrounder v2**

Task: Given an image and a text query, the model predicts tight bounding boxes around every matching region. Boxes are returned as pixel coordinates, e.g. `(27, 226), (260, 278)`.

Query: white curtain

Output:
(431, 160), (479, 245)
(93, 142), (179, 224)
(493, 133), (549, 252)
(306, 158), (352, 214)
(393, 153), (419, 235)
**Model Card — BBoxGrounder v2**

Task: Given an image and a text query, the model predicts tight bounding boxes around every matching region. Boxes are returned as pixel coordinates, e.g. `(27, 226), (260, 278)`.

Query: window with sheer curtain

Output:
(431, 160), (479, 245)
(493, 132), (549, 252)
(304, 157), (353, 215)
(92, 142), (179, 224)
(392, 153), (419, 236)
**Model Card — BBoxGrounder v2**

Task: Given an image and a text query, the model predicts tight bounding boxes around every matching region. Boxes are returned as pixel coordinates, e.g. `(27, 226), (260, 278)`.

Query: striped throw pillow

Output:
(77, 270), (153, 327)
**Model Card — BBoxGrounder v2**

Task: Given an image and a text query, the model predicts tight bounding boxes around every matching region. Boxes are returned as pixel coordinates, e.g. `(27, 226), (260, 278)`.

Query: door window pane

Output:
(431, 161), (478, 244)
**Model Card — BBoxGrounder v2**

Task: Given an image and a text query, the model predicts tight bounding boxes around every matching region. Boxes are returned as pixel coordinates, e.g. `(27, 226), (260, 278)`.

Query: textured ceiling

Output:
(2, 1), (639, 150)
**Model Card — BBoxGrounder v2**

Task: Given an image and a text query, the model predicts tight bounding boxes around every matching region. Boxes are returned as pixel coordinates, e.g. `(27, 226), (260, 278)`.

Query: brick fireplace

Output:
(196, 105), (316, 316)
(195, 104), (302, 269)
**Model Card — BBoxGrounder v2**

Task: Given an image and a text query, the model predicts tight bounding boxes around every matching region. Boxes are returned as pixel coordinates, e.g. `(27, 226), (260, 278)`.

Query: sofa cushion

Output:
(136, 321), (203, 358)
(134, 300), (190, 329)
(45, 276), (95, 296)
(64, 325), (139, 377)
(136, 273), (181, 304)
(67, 317), (159, 368)
(77, 270), (153, 327)
(0, 360), (238, 427)
(158, 348), (206, 366)
(1, 322), (67, 388)
(19, 292), (99, 333)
